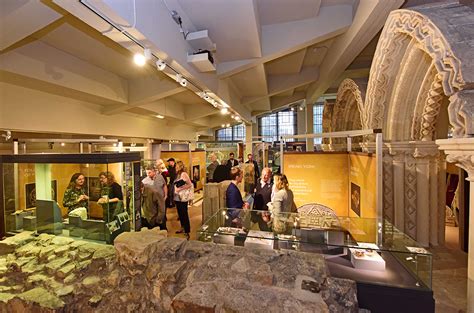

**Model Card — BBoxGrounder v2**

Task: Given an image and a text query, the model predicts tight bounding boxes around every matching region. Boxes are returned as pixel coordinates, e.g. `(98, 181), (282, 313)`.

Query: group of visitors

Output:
(141, 158), (192, 240)
(63, 171), (124, 223)
(62, 152), (294, 240)
(207, 152), (260, 183)
(225, 164), (296, 233)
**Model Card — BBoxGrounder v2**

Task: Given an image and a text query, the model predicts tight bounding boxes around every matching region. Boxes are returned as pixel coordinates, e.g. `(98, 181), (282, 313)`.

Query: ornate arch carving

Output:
(364, 9), (466, 132)
(331, 78), (366, 132)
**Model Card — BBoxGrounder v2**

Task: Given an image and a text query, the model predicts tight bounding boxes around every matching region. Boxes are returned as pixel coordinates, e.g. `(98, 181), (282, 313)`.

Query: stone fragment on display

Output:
(0, 229), (359, 312)
(55, 285), (74, 297)
(16, 287), (65, 310)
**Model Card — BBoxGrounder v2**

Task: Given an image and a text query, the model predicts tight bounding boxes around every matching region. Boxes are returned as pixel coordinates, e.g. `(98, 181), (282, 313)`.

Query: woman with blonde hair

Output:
(264, 174), (295, 233)
(173, 160), (193, 239)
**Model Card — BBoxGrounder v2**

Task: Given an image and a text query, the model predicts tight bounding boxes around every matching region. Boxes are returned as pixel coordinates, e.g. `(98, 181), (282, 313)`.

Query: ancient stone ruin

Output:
(0, 229), (360, 312)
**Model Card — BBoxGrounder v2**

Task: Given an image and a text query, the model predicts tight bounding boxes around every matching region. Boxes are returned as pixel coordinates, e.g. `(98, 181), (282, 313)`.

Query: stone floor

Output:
(165, 201), (469, 313)
(430, 226), (467, 313)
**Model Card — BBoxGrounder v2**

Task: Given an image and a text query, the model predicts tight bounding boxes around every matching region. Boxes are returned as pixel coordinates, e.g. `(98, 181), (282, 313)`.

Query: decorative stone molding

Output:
(448, 90), (474, 138)
(405, 155), (418, 239)
(420, 74), (445, 141)
(365, 9), (465, 130)
(383, 154), (394, 222)
(412, 141), (440, 159)
(436, 138), (474, 181)
(332, 78), (366, 132)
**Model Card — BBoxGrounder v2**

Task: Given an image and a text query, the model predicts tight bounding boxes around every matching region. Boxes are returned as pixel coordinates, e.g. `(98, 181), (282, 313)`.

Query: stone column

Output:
(386, 141), (441, 246)
(436, 137), (474, 312)
(387, 142), (414, 236)
(413, 142), (439, 247)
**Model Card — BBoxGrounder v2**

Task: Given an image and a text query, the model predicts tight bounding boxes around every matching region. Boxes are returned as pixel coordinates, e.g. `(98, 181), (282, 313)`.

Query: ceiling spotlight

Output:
(231, 115), (235, 119)
(156, 59), (166, 71)
(175, 73), (187, 87)
(226, 123), (230, 127)
(235, 116), (241, 121)
(290, 107), (295, 111)
(155, 114), (164, 119)
(220, 108), (228, 114)
(221, 124), (225, 128)
(60, 142), (65, 147)
(134, 53), (147, 66)
(221, 102), (229, 108)
(299, 106), (304, 111)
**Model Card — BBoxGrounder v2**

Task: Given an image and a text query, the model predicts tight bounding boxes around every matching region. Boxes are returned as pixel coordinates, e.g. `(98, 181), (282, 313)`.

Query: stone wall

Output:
(0, 229), (360, 312)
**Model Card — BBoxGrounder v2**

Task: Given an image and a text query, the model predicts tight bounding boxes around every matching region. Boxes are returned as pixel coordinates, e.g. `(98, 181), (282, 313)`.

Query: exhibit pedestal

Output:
(350, 248), (386, 271)
(244, 230), (274, 250)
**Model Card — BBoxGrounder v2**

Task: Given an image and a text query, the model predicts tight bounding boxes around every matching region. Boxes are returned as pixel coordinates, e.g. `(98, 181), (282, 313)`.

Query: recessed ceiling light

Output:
(155, 115), (164, 119)
(221, 124), (225, 128)
(220, 108), (228, 114)
(226, 123), (230, 127)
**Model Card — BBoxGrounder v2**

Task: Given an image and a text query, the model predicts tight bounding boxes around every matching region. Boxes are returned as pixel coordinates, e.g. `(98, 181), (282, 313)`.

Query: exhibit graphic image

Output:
(25, 180), (57, 209)
(351, 183), (361, 216)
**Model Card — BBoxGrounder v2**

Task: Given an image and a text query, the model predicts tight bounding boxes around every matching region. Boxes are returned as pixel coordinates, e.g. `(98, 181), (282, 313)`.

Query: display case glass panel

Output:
(198, 208), (433, 290)
(1, 153), (141, 244)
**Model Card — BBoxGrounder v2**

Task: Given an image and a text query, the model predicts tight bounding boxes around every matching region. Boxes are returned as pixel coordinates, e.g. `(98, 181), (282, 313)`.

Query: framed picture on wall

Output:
(25, 180), (58, 209)
(351, 182), (361, 216)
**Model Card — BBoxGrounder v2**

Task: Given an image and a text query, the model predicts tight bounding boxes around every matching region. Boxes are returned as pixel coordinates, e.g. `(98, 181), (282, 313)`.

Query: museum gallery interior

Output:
(0, 0), (473, 312)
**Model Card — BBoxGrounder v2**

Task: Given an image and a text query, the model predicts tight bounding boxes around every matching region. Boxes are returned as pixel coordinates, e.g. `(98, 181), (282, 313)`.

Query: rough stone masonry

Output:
(0, 229), (360, 312)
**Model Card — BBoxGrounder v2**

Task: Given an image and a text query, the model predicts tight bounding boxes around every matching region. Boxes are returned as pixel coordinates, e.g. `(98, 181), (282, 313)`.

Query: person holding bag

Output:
(173, 160), (193, 240)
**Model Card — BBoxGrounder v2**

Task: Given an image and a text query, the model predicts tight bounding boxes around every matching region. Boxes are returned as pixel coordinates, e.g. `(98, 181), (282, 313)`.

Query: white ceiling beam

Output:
(306, 0), (404, 102)
(138, 98), (186, 120)
(185, 104), (219, 121)
(0, 1), (62, 50)
(270, 91), (306, 110)
(217, 4), (354, 78)
(0, 42), (129, 104)
(53, 0), (251, 124)
(102, 76), (186, 115)
(242, 66), (319, 105)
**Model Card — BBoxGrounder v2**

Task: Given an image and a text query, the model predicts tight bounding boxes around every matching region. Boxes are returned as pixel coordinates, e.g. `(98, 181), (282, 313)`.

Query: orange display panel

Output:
(283, 153), (349, 217)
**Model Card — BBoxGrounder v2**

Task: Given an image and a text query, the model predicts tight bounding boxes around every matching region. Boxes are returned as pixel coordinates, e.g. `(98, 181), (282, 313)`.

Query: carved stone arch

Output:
(364, 8), (469, 137)
(331, 78), (366, 132)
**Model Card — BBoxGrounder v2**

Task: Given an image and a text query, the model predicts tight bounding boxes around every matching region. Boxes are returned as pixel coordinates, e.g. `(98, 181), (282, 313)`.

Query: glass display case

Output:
(198, 208), (433, 290)
(0, 153), (142, 244)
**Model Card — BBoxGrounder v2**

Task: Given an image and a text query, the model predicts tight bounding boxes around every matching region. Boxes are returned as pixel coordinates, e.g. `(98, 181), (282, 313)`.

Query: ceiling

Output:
(0, 0), (405, 139)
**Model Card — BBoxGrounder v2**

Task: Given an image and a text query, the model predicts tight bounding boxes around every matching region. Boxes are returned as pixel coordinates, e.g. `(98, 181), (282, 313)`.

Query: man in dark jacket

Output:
(140, 183), (166, 230)
(252, 167), (272, 231)
(166, 158), (176, 208)
(226, 152), (239, 168)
